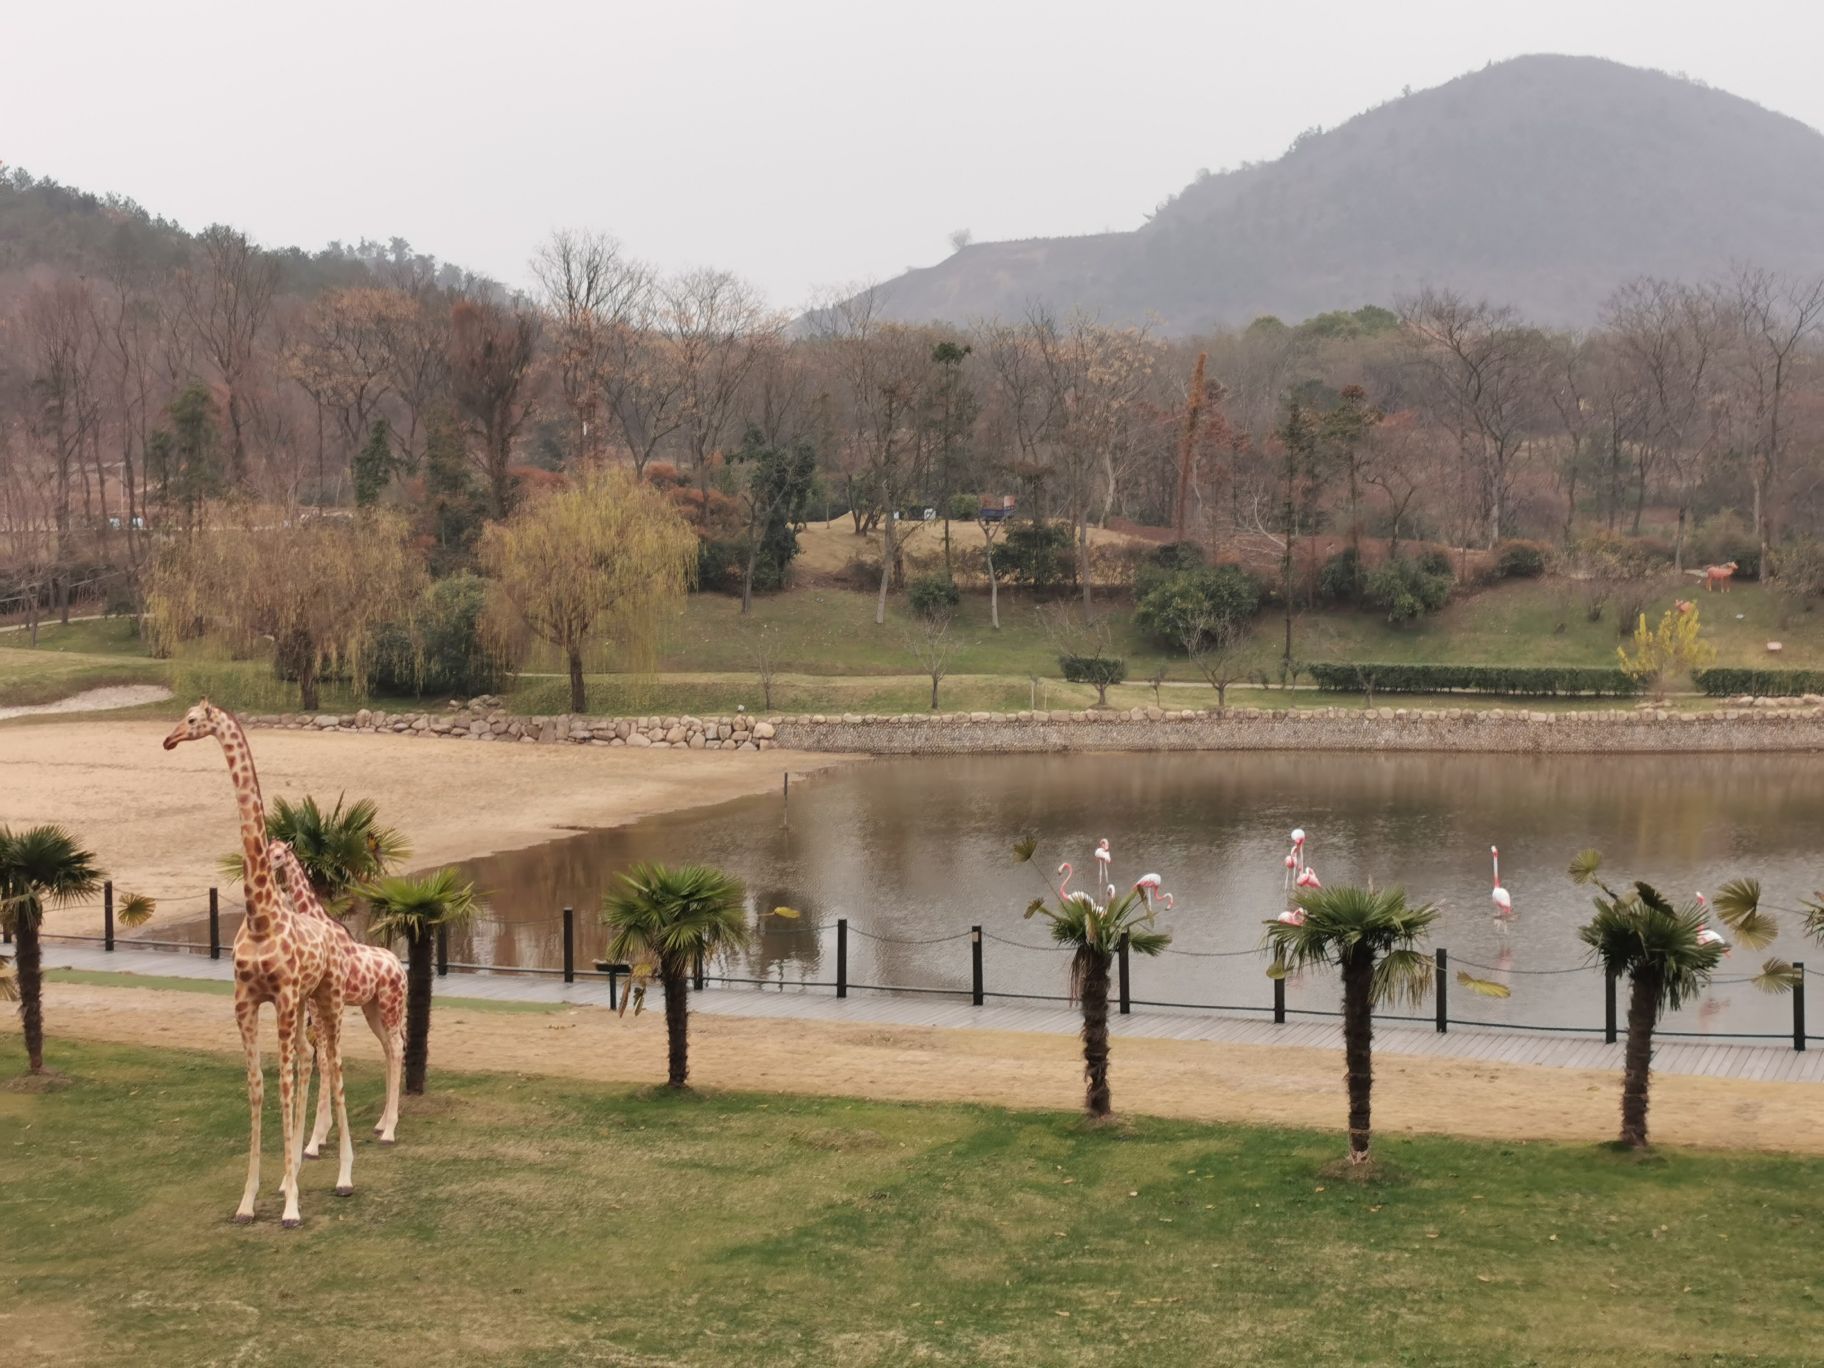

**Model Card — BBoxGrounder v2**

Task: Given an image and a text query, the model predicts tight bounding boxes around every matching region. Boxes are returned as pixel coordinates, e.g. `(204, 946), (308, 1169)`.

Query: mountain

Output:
(865, 55), (1824, 332)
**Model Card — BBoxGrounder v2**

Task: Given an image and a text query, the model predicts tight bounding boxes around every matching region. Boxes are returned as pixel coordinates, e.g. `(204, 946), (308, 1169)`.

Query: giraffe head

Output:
(163, 699), (218, 751)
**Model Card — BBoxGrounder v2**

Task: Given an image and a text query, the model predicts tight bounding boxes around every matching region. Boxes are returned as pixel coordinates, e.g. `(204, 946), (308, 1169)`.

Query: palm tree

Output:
(1571, 850), (1792, 1149)
(1014, 839), (1171, 1120)
(601, 863), (751, 1090)
(221, 794), (409, 909)
(361, 868), (483, 1094)
(1263, 884), (1476, 1165)
(0, 825), (151, 1074)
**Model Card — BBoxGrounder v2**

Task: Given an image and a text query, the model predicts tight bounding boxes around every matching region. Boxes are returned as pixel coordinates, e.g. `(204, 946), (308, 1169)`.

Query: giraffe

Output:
(162, 699), (355, 1227)
(267, 840), (407, 1151)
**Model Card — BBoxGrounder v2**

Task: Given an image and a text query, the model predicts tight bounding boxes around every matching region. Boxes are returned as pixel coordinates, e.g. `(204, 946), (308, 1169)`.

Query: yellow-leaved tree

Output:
(480, 469), (697, 712)
(146, 509), (423, 711)
(1618, 604), (1715, 701)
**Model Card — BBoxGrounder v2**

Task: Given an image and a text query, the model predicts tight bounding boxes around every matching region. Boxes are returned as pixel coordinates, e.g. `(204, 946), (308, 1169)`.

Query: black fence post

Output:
(104, 881), (115, 953)
(694, 948), (705, 991)
(1604, 970), (1618, 1044)
(1117, 933), (1131, 1016)
(1794, 962), (1807, 1053)
(436, 924), (449, 978)
(607, 967), (620, 1012)
(1272, 974), (1285, 1025)
(208, 887), (221, 961)
(562, 907), (575, 984)
(1435, 947), (1448, 1034)
(836, 918), (848, 999)
(970, 926), (983, 1006)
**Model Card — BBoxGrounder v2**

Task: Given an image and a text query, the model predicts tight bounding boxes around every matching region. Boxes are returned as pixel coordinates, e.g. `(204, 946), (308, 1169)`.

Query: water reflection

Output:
(147, 751), (1824, 1037)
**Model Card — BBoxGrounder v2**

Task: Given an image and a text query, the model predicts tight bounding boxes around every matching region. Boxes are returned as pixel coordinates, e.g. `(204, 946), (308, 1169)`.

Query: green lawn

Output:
(4, 577), (1816, 721)
(3, 1038), (1820, 1365)
(40, 968), (562, 1014)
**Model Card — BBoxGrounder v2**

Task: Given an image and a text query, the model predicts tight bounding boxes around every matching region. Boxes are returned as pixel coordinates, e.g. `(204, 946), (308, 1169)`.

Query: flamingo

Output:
(1093, 838), (1113, 887)
(1694, 892), (1730, 952)
(1057, 862), (1088, 905)
(1276, 907), (1305, 926)
(1296, 866), (1322, 890)
(1490, 846), (1513, 919)
(1134, 874), (1174, 912)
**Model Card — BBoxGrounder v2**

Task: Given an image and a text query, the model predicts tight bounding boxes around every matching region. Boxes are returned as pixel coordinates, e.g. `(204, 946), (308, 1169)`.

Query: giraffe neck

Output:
(213, 707), (281, 940)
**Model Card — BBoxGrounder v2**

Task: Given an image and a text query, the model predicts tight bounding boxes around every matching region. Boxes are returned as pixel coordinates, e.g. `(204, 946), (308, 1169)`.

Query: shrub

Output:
(1494, 540), (1548, 579)
(1364, 556), (1452, 623)
(907, 573), (960, 619)
(1135, 565), (1262, 647)
(369, 574), (507, 698)
(1415, 546), (1455, 579)
(1060, 654), (1126, 707)
(1317, 547), (1363, 603)
(1148, 541), (1206, 573)
(1693, 667), (1824, 697)
(1001, 521), (1073, 589)
(1309, 662), (1640, 697)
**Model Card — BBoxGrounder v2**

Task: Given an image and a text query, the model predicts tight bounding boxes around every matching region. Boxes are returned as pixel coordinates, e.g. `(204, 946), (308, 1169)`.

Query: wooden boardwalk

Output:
(45, 941), (1824, 1085)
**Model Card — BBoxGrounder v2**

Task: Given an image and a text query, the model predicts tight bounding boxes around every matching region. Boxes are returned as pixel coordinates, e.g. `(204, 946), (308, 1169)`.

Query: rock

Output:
(627, 732), (653, 748)
(313, 714), (339, 729)
(753, 721), (776, 739)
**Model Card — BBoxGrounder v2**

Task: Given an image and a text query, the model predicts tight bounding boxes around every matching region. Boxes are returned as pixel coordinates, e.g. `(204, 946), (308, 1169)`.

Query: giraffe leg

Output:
(306, 1014), (334, 1159)
(361, 1001), (397, 1141)
(275, 993), (304, 1229)
(233, 998), (263, 1224)
(318, 988), (356, 1196)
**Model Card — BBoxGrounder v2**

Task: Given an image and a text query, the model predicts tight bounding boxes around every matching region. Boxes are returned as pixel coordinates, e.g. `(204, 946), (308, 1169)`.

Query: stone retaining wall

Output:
(246, 699), (1824, 755)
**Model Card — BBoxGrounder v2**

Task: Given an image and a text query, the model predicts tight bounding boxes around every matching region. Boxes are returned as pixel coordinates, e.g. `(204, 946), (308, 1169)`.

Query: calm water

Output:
(432, 752), (1824, 1038)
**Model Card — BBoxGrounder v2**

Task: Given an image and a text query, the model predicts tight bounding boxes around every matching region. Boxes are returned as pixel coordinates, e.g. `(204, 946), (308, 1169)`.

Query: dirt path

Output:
(0, 684), (172, 721)
(41, 980), (1824, 1154)
(1, 721), (857, 934)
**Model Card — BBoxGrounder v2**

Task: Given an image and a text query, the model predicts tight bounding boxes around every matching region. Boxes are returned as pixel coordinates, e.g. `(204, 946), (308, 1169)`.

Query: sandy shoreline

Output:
(37, 978), (1824, 1154)
(0, 720), (858, 934)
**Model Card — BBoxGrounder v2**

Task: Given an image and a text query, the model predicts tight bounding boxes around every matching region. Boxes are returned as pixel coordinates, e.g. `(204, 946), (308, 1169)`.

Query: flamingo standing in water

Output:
(1694, 892), (1730, 951)
(1058, 862), (1092, 906)
(1490, 846), (1514, 920)
(1093, 839), (1113, 890)
(1279, 826), (1314, 920)
(1134, 873), (1174, 912)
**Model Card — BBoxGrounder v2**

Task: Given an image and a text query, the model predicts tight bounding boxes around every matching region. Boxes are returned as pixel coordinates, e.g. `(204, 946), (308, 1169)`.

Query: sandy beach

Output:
(40, 977), (1824, 1154)
(0, 720), (857, 933)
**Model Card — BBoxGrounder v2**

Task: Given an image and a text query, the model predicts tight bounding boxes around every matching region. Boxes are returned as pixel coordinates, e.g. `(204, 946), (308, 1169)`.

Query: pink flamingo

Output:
(1490, 846), (1513, 919)
(1296, 865), (1322, 890)
(1694, 892), (1730, 951)
(1093, 838), (1113, 888)
(1057, 862), (1091, 906)
(1276, 907), (1305, 926)
(1134, 874), (1174, 912)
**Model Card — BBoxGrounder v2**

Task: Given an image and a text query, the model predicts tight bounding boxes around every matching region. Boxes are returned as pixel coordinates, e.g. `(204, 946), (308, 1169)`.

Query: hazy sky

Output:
(9, 0), (1824, 309)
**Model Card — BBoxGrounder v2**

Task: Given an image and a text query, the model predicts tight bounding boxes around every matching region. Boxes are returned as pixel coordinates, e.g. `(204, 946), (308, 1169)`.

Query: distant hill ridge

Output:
(866, 55), (1824, 331)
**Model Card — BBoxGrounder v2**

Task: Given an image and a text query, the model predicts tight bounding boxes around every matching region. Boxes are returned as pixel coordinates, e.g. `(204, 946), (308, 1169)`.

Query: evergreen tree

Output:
(352, 419), (397, 508)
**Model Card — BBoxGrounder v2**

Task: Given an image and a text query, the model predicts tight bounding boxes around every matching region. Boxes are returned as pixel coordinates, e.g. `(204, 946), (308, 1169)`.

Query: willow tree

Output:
(146, 509), (423, 711)
(480, 469), (697, 712)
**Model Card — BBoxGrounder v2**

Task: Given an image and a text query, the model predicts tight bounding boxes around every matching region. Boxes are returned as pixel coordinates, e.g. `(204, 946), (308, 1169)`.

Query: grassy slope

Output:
(3, 1037), (1820, 1366)
(3, 577), (1815, 719)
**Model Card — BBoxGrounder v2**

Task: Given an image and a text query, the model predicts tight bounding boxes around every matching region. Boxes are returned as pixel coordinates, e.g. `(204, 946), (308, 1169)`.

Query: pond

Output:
(439, 751), (1823, 1038)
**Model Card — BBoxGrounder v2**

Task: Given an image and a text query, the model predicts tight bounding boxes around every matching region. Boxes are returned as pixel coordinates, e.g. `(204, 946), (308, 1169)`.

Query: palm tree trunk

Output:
(1341, 949), (1375, 1162)
(404, 925), (434, 1094)
(17, 908), (44, 1073)
(1619, 969), (1659, 1148)
(1078, 947), (1113, 1118)
(662, 954), (690, 1088)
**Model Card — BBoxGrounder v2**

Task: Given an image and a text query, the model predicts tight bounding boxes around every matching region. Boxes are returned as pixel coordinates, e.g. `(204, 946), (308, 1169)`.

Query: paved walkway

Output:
(41, 940), (1823, 1085)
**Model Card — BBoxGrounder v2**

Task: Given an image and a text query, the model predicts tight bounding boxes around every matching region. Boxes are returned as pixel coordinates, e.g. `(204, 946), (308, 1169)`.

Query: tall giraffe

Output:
(268, 840), (406, 1150)
(163, 700), (355, 1227)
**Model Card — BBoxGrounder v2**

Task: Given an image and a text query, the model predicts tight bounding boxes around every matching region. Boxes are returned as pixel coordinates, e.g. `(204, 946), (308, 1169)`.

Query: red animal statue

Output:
(1701, 562), (1739, 593)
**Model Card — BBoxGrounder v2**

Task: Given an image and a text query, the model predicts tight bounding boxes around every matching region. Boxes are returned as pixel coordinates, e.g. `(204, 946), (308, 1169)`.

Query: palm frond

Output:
(1024, 897), (1047, 920)
(1265, 956), (1289, 981)
(360, 867), (485, 941)
(1011, 835), (1038, 864)
(0, 956), (15, 1002)
(1752, 958), (1802, 994)
(1730, 909), (1781, 953)
(1371, 946), (1434, 1009)
(1803, 897), (1824, 942)
(766, 905), (800, 920)
(116, 892), (156, 928)
(1456, 970), (1513, 999)
(1568, 848), (1603, 886)
(1711, 878), (1761, 921)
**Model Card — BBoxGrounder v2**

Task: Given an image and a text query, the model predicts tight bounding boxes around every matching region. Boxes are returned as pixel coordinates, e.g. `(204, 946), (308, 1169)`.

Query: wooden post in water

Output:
(208, 887), (221, 961)
(1117, 933), (1131, 1016)
(104, 881), (115, 953)
(836, 918), (848, 999)
(970, 926), (983, 1006)
(562, 907), (575, 984)
(1434, 948), (1448, 1034)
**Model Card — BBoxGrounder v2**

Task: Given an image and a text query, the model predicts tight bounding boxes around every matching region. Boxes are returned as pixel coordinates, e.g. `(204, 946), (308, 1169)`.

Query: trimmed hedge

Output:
(1693, 668), (1824, 697)
(1309, 662), (1641, 697)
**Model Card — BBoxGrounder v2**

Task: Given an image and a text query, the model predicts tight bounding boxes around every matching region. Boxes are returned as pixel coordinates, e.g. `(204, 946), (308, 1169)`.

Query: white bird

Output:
(1134, 873), (1174, 912)
(1093, 838), (1113, 884)
(1491, 846), (1513, 919)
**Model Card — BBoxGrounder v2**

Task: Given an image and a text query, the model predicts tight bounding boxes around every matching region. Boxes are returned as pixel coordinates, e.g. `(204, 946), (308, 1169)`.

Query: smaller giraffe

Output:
(269, 842), (407, 1151)
(1702, 561), (1739, 592)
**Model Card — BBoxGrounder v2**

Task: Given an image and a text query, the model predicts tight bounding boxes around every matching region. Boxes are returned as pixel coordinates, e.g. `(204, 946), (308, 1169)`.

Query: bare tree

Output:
(530, 229), (642, 463)
(667, 268), (780, 477)
(904, 605), (963, 710)
(1726, 268), (1824, 574)
(178, 225), (278, 486)
(448, 296), (541, 517)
